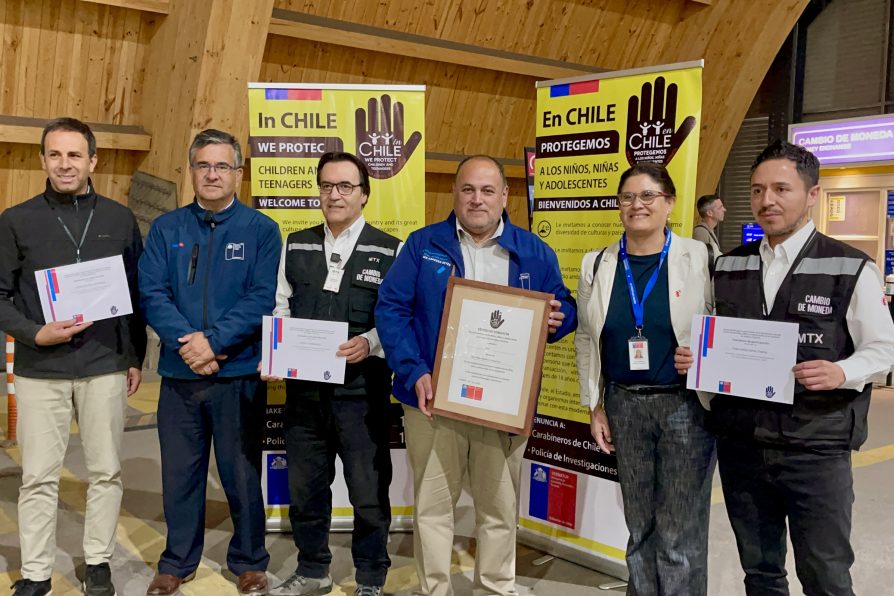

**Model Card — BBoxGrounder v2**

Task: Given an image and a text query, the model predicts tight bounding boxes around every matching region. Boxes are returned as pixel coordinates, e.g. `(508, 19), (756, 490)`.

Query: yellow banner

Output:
(247, 84), (425, 237)
(247, 84), (426, 529)
(533, 64), (703, 423)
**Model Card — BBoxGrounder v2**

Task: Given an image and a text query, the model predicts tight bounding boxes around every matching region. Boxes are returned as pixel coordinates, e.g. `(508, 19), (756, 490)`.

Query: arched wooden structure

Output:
(0, 0), (808, 226)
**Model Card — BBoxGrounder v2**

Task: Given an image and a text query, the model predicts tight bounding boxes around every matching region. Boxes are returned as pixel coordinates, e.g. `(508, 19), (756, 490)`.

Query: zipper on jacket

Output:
(203, 220), (215, 329)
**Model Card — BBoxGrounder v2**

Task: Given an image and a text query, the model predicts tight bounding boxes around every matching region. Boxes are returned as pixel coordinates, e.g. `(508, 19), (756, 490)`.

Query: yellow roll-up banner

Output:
(520, 62), (703, 578)
(247, 83), (425, 531)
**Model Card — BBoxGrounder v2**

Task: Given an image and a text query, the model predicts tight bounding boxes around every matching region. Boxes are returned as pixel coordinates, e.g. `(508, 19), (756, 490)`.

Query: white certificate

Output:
(35, 255), (133, 324)
(261, 316), (347, 384)
(445, 299), (535, 415)
(686, 314), (799, 404)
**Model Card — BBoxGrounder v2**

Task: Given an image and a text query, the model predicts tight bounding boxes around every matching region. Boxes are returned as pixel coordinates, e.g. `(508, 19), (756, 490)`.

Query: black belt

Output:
(608, 382), (684, 395)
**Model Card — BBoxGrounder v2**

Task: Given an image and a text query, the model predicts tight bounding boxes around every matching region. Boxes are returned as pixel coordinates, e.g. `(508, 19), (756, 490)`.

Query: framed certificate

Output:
(431, 277), (553, 436)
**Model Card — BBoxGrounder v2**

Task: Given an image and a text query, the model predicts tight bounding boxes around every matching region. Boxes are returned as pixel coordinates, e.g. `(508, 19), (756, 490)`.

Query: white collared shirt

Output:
(456, 219), (510, 285)
(758, 220), (894, 389)
(274, 215), (383, 358)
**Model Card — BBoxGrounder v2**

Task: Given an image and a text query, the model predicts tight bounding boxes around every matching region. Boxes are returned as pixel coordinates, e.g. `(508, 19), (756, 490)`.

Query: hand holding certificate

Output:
(686, 314), (799, 404)
(431, 278), (552, 436)
(261, 316), (348, 384)
(35, 255), (133, 324)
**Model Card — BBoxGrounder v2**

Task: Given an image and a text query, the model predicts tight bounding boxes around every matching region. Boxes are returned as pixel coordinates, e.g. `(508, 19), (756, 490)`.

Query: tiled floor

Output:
(2, 378), (894, 595)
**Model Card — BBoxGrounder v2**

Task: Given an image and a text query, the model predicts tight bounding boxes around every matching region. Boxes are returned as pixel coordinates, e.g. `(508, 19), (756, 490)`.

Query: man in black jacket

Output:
(267, 152), (401, 596)
(0, 118), (146, 596)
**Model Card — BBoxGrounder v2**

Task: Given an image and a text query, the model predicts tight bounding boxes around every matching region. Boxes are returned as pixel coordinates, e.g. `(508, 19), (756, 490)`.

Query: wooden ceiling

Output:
(0, 0), (808, 223)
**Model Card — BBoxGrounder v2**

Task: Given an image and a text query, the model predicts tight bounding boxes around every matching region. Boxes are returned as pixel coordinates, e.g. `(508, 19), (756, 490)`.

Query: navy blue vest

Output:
(711, 231), (871, 450)
(284, 223), (400, 398)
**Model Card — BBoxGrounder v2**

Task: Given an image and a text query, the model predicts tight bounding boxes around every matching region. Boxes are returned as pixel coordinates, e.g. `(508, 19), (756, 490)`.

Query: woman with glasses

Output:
(575, 162), (715, 596)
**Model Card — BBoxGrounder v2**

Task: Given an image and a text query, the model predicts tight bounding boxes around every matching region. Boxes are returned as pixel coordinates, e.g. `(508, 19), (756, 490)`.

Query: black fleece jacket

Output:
(0, 180), (146, 378)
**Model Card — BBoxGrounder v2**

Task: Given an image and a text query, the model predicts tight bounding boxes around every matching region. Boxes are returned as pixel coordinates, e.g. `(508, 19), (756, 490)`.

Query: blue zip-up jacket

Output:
(139, 199), (281, 379)
(375, 212), (577, 408)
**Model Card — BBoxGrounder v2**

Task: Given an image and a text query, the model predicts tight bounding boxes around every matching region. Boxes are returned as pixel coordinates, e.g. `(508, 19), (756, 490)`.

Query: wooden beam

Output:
(425, 153), (526, 179)
(0, 116), (151, 151)
(78, 0), (170, 14)
(140, 0), (275, 203)
(269, 9), (600, 80)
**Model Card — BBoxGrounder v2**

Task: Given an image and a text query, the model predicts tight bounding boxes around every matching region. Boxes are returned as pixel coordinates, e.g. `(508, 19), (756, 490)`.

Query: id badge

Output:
(628, 336), (649, 370)
(323, 267), (345, 292)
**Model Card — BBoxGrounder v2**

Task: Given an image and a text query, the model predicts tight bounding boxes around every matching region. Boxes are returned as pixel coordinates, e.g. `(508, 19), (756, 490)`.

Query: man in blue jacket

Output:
(375, 155), (576, 596)
(138, 129), (281, 596)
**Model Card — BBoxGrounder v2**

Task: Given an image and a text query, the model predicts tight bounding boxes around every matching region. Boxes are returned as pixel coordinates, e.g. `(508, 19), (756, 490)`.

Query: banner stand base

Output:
(598, 581), (629, 591)
(517, 528), (628, 582)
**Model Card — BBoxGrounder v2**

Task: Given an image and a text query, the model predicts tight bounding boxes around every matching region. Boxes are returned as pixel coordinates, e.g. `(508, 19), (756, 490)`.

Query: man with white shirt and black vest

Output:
(709, 140), (894, 595)
(268, 152), (401, 596)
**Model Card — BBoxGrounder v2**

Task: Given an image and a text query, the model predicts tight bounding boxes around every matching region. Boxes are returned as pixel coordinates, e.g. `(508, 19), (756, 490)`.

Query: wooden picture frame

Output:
(430, 277), (552, 436)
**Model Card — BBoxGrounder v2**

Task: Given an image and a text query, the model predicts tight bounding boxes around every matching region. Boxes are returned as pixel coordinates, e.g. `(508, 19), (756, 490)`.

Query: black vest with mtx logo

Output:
(711, 230), (870, 451)
(284, 223), (400, 398)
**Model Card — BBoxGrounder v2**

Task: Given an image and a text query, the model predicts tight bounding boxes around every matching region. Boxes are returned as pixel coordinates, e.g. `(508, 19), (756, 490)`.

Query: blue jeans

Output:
(717, 439), (855, 596)
(156, 376), (269, 577)
(604, 384), (715, 596)
(283, 389), (392, 586)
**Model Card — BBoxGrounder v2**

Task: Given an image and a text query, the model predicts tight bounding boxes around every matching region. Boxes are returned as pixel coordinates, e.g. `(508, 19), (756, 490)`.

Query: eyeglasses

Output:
(319, 181), (362, 195)
(192, 162), (239, 174)
(617, 190), (672, 206)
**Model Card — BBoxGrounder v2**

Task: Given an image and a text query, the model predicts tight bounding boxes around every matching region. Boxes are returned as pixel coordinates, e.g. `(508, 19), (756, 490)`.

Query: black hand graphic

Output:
(625, 77), (696, 167)
(355, 94), (422, 179)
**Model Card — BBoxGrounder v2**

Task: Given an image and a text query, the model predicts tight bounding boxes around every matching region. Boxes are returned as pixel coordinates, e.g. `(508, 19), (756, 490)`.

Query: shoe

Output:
(269, 573), (333, 595)
(354, 585), (383, 596)
(10, 578), (52, 596)
(83, 563), (116, 595)
(145, 572), (195, 595)
(237, 570), (268, 595)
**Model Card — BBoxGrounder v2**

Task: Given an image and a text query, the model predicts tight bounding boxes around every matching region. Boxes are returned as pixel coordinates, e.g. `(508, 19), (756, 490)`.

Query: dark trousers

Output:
(283, 390), (392, 586)
(604, 385), (716, 596)
(156, 376), (269, 577)
(717, 439), (855, 596)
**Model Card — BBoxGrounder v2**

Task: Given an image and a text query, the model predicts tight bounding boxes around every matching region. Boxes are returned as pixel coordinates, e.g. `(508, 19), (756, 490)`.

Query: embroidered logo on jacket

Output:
(226, 243), (245, 260)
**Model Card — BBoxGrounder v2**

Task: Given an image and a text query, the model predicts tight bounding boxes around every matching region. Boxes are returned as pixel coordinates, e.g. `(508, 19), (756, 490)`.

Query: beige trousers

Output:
(403, 405), (527, 596)
(15, 372), (127, 581)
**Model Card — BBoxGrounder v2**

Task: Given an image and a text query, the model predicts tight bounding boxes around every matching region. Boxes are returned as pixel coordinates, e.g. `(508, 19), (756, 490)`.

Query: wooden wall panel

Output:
(426, 172), (529, 227)
(271, 0), (809, 196)
(0, 0), (156, 124)
(139, 0), (274, 203)
(260, 37), (536, 160)
(0, 144), (143, 212)
(0, 0), (156, 208)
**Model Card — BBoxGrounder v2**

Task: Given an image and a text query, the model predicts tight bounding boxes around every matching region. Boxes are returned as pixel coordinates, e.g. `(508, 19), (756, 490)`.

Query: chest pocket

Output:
(349, 279), (378, 325)
(288, 279), (318, 318)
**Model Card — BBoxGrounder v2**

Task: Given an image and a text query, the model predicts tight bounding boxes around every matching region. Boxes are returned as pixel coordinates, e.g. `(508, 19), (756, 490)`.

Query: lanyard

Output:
(58, 208), (94, 263)
(619, 229), (672, 334)
(46, 194), (96, 263)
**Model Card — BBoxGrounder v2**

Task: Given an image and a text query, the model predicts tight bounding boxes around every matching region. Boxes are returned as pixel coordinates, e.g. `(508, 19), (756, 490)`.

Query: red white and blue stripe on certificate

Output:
(695, 315), (733, 394)
(267, 316), (283, 376)
(695, 315), (716, 388)
(44, 268), (61, 321)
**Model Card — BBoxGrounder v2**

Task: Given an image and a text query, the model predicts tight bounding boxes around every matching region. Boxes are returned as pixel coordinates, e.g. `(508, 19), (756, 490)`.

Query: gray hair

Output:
(188, 129), (243, 168)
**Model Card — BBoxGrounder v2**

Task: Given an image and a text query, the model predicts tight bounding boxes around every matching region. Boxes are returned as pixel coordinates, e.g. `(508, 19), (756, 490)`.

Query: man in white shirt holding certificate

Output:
(375, 156), (576, 596)
(267, 152), (401, 596)
(0, 118), (146, 596)
(707, 140), (894, 595)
